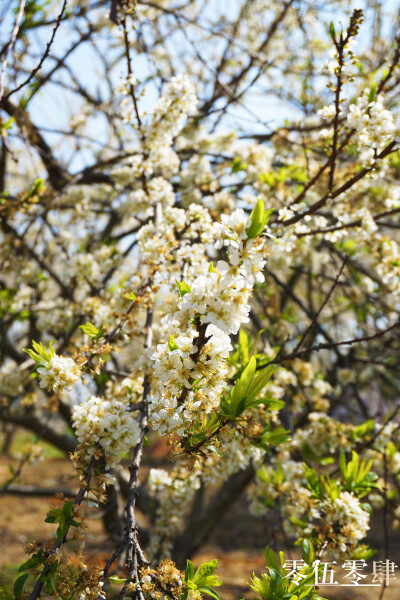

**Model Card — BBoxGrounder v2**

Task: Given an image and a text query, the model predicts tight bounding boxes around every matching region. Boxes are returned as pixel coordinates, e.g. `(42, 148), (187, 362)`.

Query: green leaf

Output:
(258, 172), (275, 186)
(256, 394), (285, 411)
(96, 371), (110, 386)
(249, 573), (270, 597)
(360, 502), (373, 516)
(260, 428), (290, 447)
(18, 551), (44, 572)
(247, 198), (264, 239)
(25, 178), (44, 200)
(62, 500), (74, 517)
(368, 83), (377, 103)
(304, 465), (324, 499)
(176, 279), (191, 298)
(198, 588), (221, 600)
(289, 516), (307, 530)
(239, 356), (257, 396)
(192, 559), (218, 581)
(264, 547), (281, 574)
(168, 335), (180, 352)
(227, 356), (257, 417)
(246, 199), (274, 239)
(192, 560), (222, 588)
(108, 576), (128, 585)
(1, 117), (15, 131)
(185, 560), (195, 583)
(302, 539), (314, 565)
(45, 507), (62, 523)
(238, 329), (249, 366)
(44, 515), (58, 523)
(79, 322), (104, 339)
(205, 413), (219, 431)
(386, 441), (397, 457)
(267, 567), (284, 595)
(351, 545), (376, 560)
(56, 523), (68, 542)
(320, 474), (341, 500)
(339, 450), (379, 495)
(246, 364), (276, 404)
(24, 348), (41, 362)
(329, 21), (336, 39)
(124, 292), (137, 301)
(44, 573), (57, 594)
(14, 574), (29, 600)
(69, 519), (79, 528)
(24, 340), (55, 363)
(231, 157), (247, 173)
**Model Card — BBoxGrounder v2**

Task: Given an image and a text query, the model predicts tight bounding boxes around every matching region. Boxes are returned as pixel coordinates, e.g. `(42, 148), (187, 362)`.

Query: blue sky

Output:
(1, 0), (400, 175)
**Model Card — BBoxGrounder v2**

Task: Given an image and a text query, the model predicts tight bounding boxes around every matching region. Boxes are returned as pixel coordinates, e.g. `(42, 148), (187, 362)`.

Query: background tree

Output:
(1, 1), (400, 599)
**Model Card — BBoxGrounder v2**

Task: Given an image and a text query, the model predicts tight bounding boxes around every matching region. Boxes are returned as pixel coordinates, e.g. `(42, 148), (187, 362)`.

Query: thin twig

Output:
(292, 257), (348, 354)
(328, 33), (345, 193)
(282, 140), (398, 227)
(5, 0), (68, 100)
(0, 0), (27, 101)
(0, 484), (76, 497)
(119, 307), (153, 600)
(272, 319), (400, 366)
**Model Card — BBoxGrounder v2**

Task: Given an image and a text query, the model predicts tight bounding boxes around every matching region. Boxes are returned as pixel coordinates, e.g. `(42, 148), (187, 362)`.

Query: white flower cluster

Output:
(248, 456), (370, 559)
(37, 354), (81, 392)
(130, 74), (198, 178)
(72, 396), (140, 469)
(147, 74), (198, 143)
(203, 434), (264, 485)
(318, 103), (341, 140)
(150, 324), (231, 436)
(375, 238), (400, 292)
(318, 104), (336, 121)
(35, 302), (74, 340)
(325, 491), (370, 551)
(136, 206), (185, 268)
(248, 458), (305, 517)
(135, 203), (214, 285)
(0, 361), (27, 396)
(292, 412), (351, 457)
(323, 37), (356, 82)
(70, 248), (114, 285)
(149, 207), (268, 436)
(182, 209), (266, 333)
(347, 89), (396, 166)
(120, 177), (176, 219)
(242, 143), (273, 182)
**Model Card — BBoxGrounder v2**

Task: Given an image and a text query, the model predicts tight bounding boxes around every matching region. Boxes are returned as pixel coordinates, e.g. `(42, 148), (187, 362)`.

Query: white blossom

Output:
(72, 396), (141, 470)
(37, 354), (81, 392)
